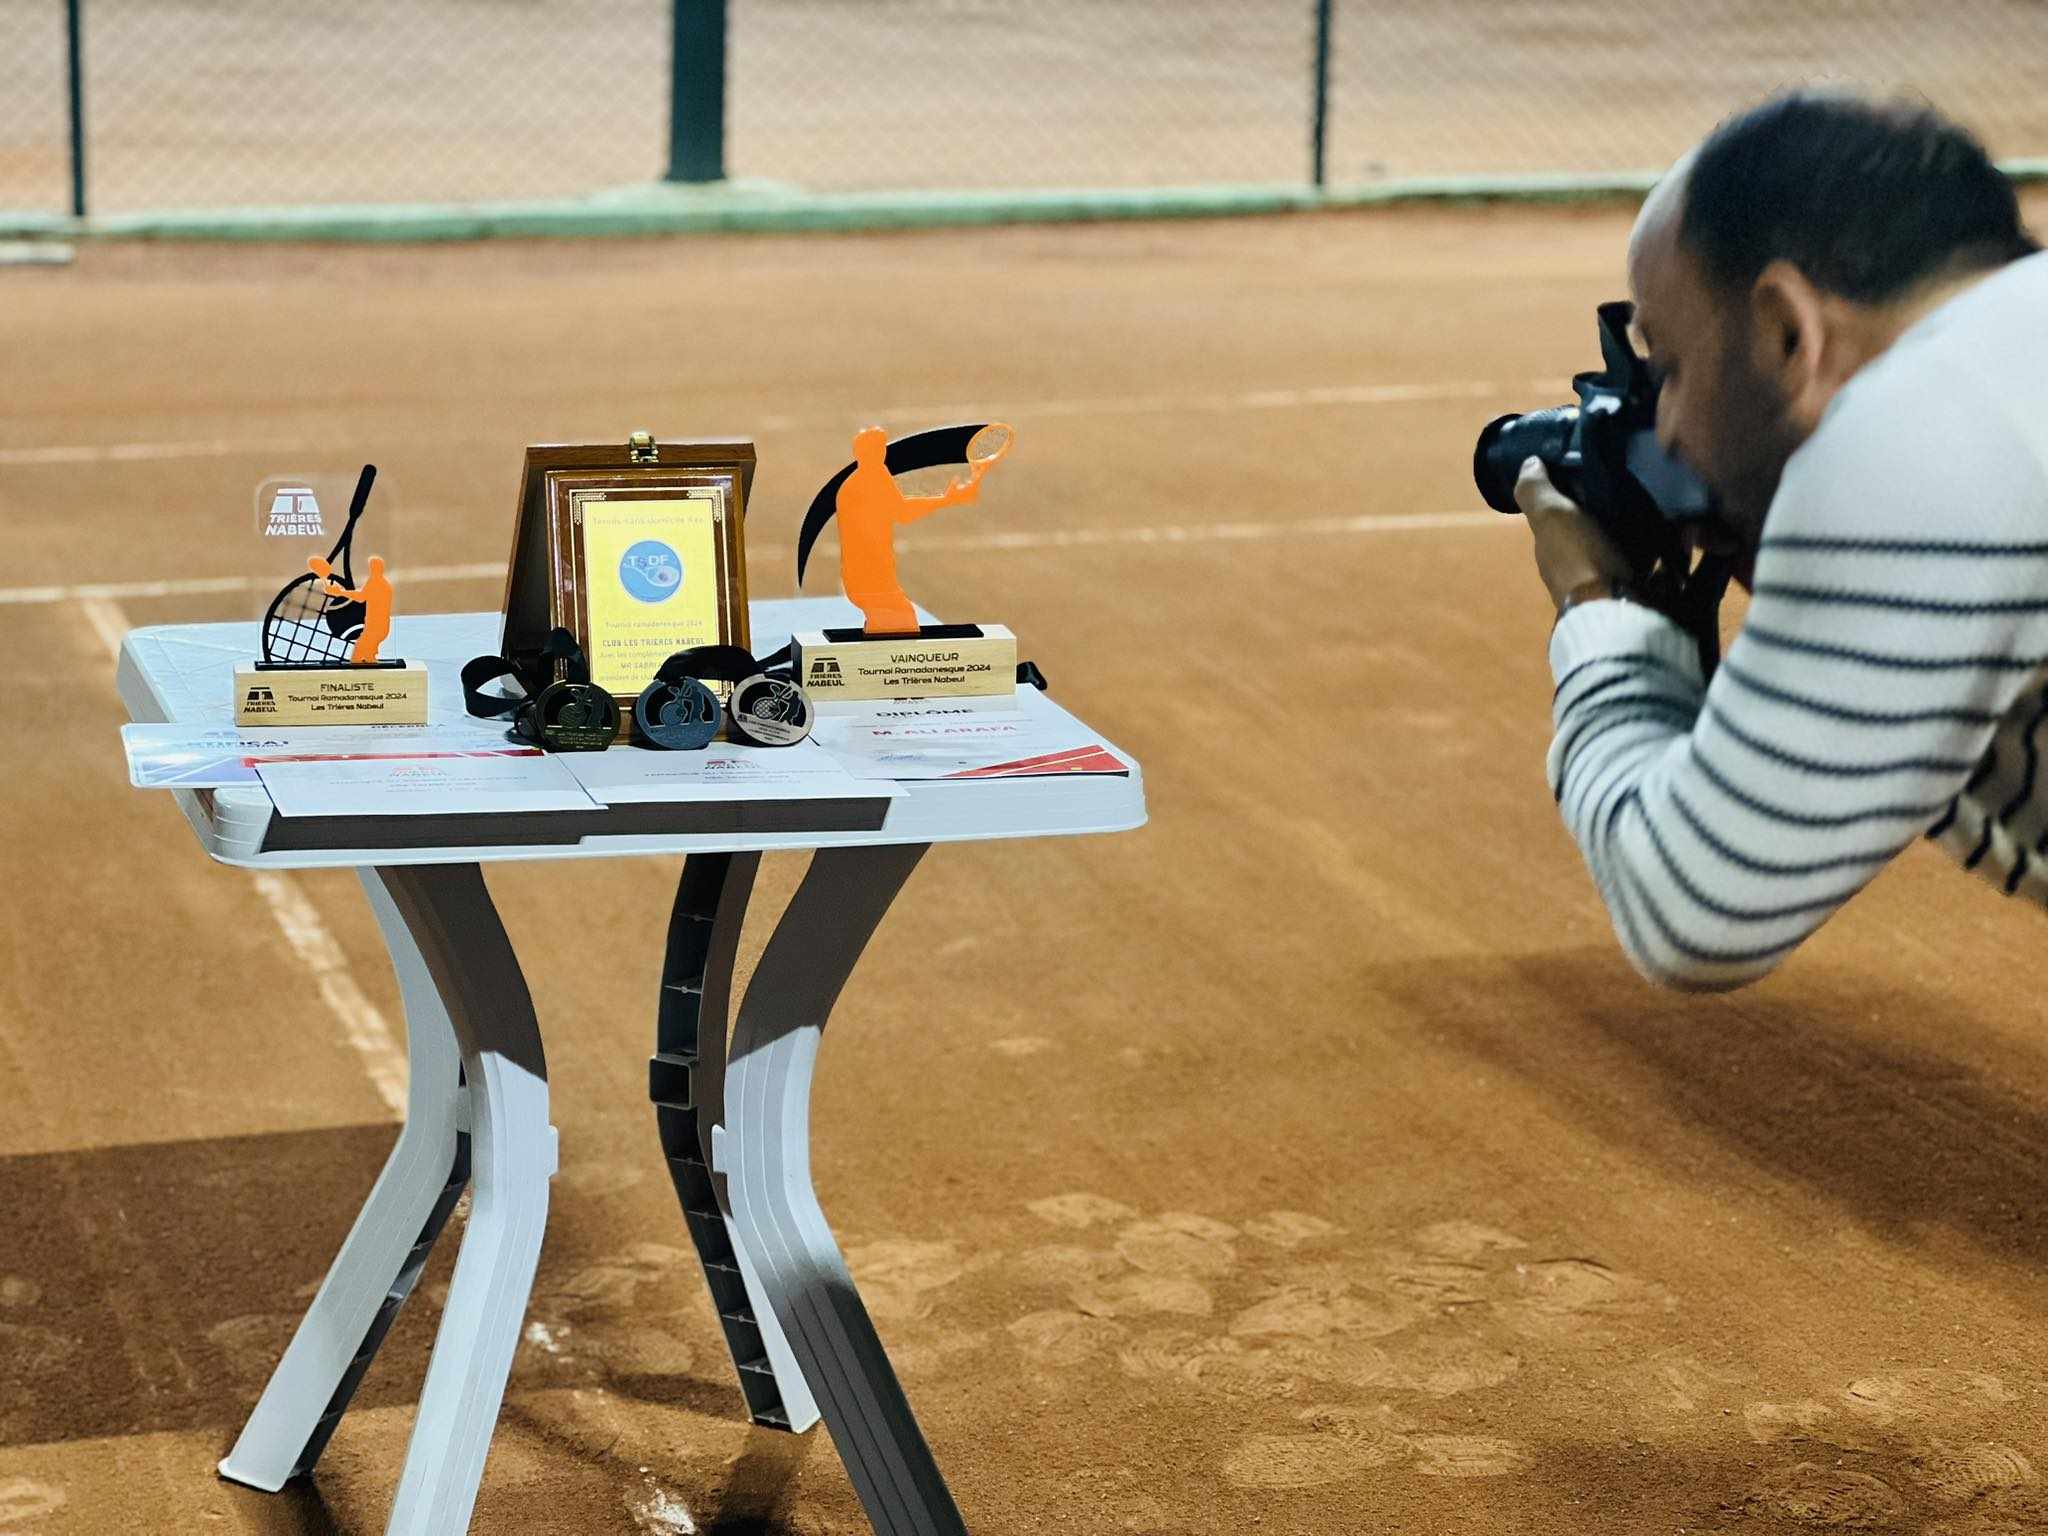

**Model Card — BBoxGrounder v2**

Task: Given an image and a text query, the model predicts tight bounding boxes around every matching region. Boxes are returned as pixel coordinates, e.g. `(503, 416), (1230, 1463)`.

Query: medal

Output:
(635, 674), (723, 751)
(728, 675), (813, 747)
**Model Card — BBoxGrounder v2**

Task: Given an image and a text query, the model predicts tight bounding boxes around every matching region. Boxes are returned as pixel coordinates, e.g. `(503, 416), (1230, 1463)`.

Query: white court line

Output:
(79, 596), (408, 1117)
(0, 515), (1505, 607)
(865, 378), (1513, 425)
(248, 872), (409, 1117)
(77, 595), (132, 660)
(0, 376), (1566, 469)
(0, 561), (508, 607)
(0, 438), (299, 466)
(10, 574), (259, 605)
(917, 509), (1504, 552)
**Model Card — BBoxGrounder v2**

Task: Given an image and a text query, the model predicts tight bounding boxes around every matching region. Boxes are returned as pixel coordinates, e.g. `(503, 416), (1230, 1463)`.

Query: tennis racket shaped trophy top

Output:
(790, 421), (1018, 701)
(235, 464), (428, 725)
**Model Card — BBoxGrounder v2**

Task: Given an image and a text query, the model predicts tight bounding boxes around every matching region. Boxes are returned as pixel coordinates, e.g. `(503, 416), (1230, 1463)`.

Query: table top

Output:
(118, 598), (1146, 868)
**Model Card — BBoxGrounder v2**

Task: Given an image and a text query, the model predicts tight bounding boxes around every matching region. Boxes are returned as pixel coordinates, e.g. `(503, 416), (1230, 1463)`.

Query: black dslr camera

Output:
(1473, 301), (1732, 667)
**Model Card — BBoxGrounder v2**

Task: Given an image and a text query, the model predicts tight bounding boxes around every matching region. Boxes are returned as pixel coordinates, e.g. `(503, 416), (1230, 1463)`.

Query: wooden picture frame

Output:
(502, 434), (754, 708)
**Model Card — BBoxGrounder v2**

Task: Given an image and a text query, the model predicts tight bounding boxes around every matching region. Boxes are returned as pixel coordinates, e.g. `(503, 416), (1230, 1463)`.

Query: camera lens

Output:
(1473, 406), (1579, 515)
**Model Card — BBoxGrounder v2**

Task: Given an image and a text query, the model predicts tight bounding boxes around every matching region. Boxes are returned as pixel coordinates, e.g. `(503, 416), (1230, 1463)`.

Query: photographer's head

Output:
(1632, 90), (2038, 550)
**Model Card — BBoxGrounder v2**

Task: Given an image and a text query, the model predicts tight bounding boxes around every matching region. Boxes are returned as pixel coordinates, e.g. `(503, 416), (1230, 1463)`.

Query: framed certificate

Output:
(502, 433), (754, 711)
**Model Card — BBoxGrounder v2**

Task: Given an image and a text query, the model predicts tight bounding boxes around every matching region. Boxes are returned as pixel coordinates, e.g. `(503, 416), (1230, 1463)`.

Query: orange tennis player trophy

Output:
(235, 463), (429, 724)
(790, 422), (1020, 701)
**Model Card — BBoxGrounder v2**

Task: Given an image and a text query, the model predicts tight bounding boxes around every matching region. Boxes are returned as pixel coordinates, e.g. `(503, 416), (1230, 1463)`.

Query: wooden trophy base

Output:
(234, 660), (430, 726)
(790, 623), (1016, 702)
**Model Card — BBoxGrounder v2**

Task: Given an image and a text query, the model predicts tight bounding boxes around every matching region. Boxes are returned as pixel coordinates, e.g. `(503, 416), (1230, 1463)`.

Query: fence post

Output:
(1310, 0), (1333, 188)
(66, 0), (86, 216)
(666, 0), (727, 183)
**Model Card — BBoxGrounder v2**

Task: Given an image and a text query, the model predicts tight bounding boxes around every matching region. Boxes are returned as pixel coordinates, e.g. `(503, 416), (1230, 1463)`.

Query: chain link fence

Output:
(0, 2), (68, 210)
(2, 0), (2045, 217)
(733, 1), (1320, 191)
(2, 0), (673, 211)
(1325, 0), (2048, 181)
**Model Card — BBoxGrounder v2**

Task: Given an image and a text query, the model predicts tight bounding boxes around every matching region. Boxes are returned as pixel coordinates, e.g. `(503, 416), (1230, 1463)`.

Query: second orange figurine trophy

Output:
(790, 422), (1020, 702)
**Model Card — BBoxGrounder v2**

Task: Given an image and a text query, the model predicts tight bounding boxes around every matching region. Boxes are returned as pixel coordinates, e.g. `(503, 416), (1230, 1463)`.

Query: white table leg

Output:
(721, 843), (968, 1536)
(218, 866), (468, 1493)
(376, 863), (556, 1536)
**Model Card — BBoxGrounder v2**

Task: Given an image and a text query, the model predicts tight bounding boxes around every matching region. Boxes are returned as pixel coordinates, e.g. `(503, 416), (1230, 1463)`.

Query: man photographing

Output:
(1516, 90), (2045, 990)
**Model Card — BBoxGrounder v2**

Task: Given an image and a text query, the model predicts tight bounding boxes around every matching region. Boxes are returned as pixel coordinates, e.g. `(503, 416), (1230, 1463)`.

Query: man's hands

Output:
(1515, 456), (1634, 612)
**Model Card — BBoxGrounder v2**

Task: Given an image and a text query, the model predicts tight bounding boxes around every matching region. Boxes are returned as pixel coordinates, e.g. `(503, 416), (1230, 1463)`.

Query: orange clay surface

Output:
(4, 194), (2048, 1534)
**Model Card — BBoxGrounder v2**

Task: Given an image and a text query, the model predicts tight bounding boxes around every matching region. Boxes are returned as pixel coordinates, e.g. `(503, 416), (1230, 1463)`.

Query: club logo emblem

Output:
(262, 485), (324, 538)
(620, 540), (684, 604)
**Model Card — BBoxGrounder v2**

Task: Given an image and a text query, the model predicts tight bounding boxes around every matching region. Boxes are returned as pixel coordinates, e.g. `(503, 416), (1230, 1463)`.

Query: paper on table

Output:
(257, 752), (601, 818)
(121, 721), (521, 789)
(559, 739), (903, 806)
(810, 688), (1128, 780)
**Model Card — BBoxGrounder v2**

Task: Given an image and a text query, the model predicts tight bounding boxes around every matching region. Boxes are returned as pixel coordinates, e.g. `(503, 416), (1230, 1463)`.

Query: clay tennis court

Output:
(6, 190), (2048, 1535)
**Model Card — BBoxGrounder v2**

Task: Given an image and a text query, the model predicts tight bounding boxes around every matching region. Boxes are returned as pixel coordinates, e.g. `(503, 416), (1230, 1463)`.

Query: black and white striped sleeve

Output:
(1546, 378), (2048, 991)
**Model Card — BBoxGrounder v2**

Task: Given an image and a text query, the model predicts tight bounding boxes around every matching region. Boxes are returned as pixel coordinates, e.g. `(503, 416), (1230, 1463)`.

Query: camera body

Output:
(1473, 301), (1715, 578)
(1474, 301), (1732, 667)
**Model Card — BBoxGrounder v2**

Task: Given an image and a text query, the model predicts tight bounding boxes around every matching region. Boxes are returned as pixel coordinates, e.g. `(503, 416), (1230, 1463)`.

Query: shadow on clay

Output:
(697, 1428), (815, 1534)
(0, 1122), (429, 1449)
(1373, 948), (2048, 1278)
(230, 1476), (347, 1536)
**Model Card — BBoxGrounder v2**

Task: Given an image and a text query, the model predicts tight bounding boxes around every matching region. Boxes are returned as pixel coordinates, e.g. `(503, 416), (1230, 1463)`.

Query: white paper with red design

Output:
(810, 687), (1132, 780)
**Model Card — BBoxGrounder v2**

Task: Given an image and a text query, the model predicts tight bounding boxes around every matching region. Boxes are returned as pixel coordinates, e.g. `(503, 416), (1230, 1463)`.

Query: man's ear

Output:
(1749, 260), (1832, 424)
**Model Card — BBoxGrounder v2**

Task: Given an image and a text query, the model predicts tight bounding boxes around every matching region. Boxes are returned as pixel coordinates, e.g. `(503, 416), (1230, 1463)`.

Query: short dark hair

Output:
(1678, 90), (2039, 303)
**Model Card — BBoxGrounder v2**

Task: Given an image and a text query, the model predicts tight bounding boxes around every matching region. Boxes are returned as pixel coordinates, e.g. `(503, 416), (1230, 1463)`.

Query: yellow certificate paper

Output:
(581, 493), (725, 696)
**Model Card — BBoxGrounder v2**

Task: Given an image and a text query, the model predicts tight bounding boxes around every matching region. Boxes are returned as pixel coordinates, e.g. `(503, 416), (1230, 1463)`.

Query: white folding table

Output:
(116, 599), (1146, 1536)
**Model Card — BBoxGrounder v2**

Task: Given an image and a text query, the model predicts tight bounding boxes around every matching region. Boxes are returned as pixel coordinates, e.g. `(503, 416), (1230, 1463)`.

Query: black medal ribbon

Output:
(461, 628), (619, 751)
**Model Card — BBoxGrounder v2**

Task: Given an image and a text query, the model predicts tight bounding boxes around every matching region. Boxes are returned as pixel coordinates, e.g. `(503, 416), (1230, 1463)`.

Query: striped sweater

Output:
(1549, 251), (2048, 991)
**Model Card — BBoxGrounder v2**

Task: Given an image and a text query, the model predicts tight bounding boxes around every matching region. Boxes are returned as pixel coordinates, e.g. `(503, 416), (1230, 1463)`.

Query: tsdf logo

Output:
(620, 540), (683, 604)
(263, 486), (323, 538)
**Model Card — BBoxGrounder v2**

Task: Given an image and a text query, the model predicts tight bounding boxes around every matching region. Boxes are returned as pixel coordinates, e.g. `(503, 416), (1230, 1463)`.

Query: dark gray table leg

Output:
(650, 852), (818, 1432)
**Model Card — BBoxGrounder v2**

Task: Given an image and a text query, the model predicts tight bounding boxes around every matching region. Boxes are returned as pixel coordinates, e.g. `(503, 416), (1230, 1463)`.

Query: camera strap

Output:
(1671, 552), (1735, 679)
